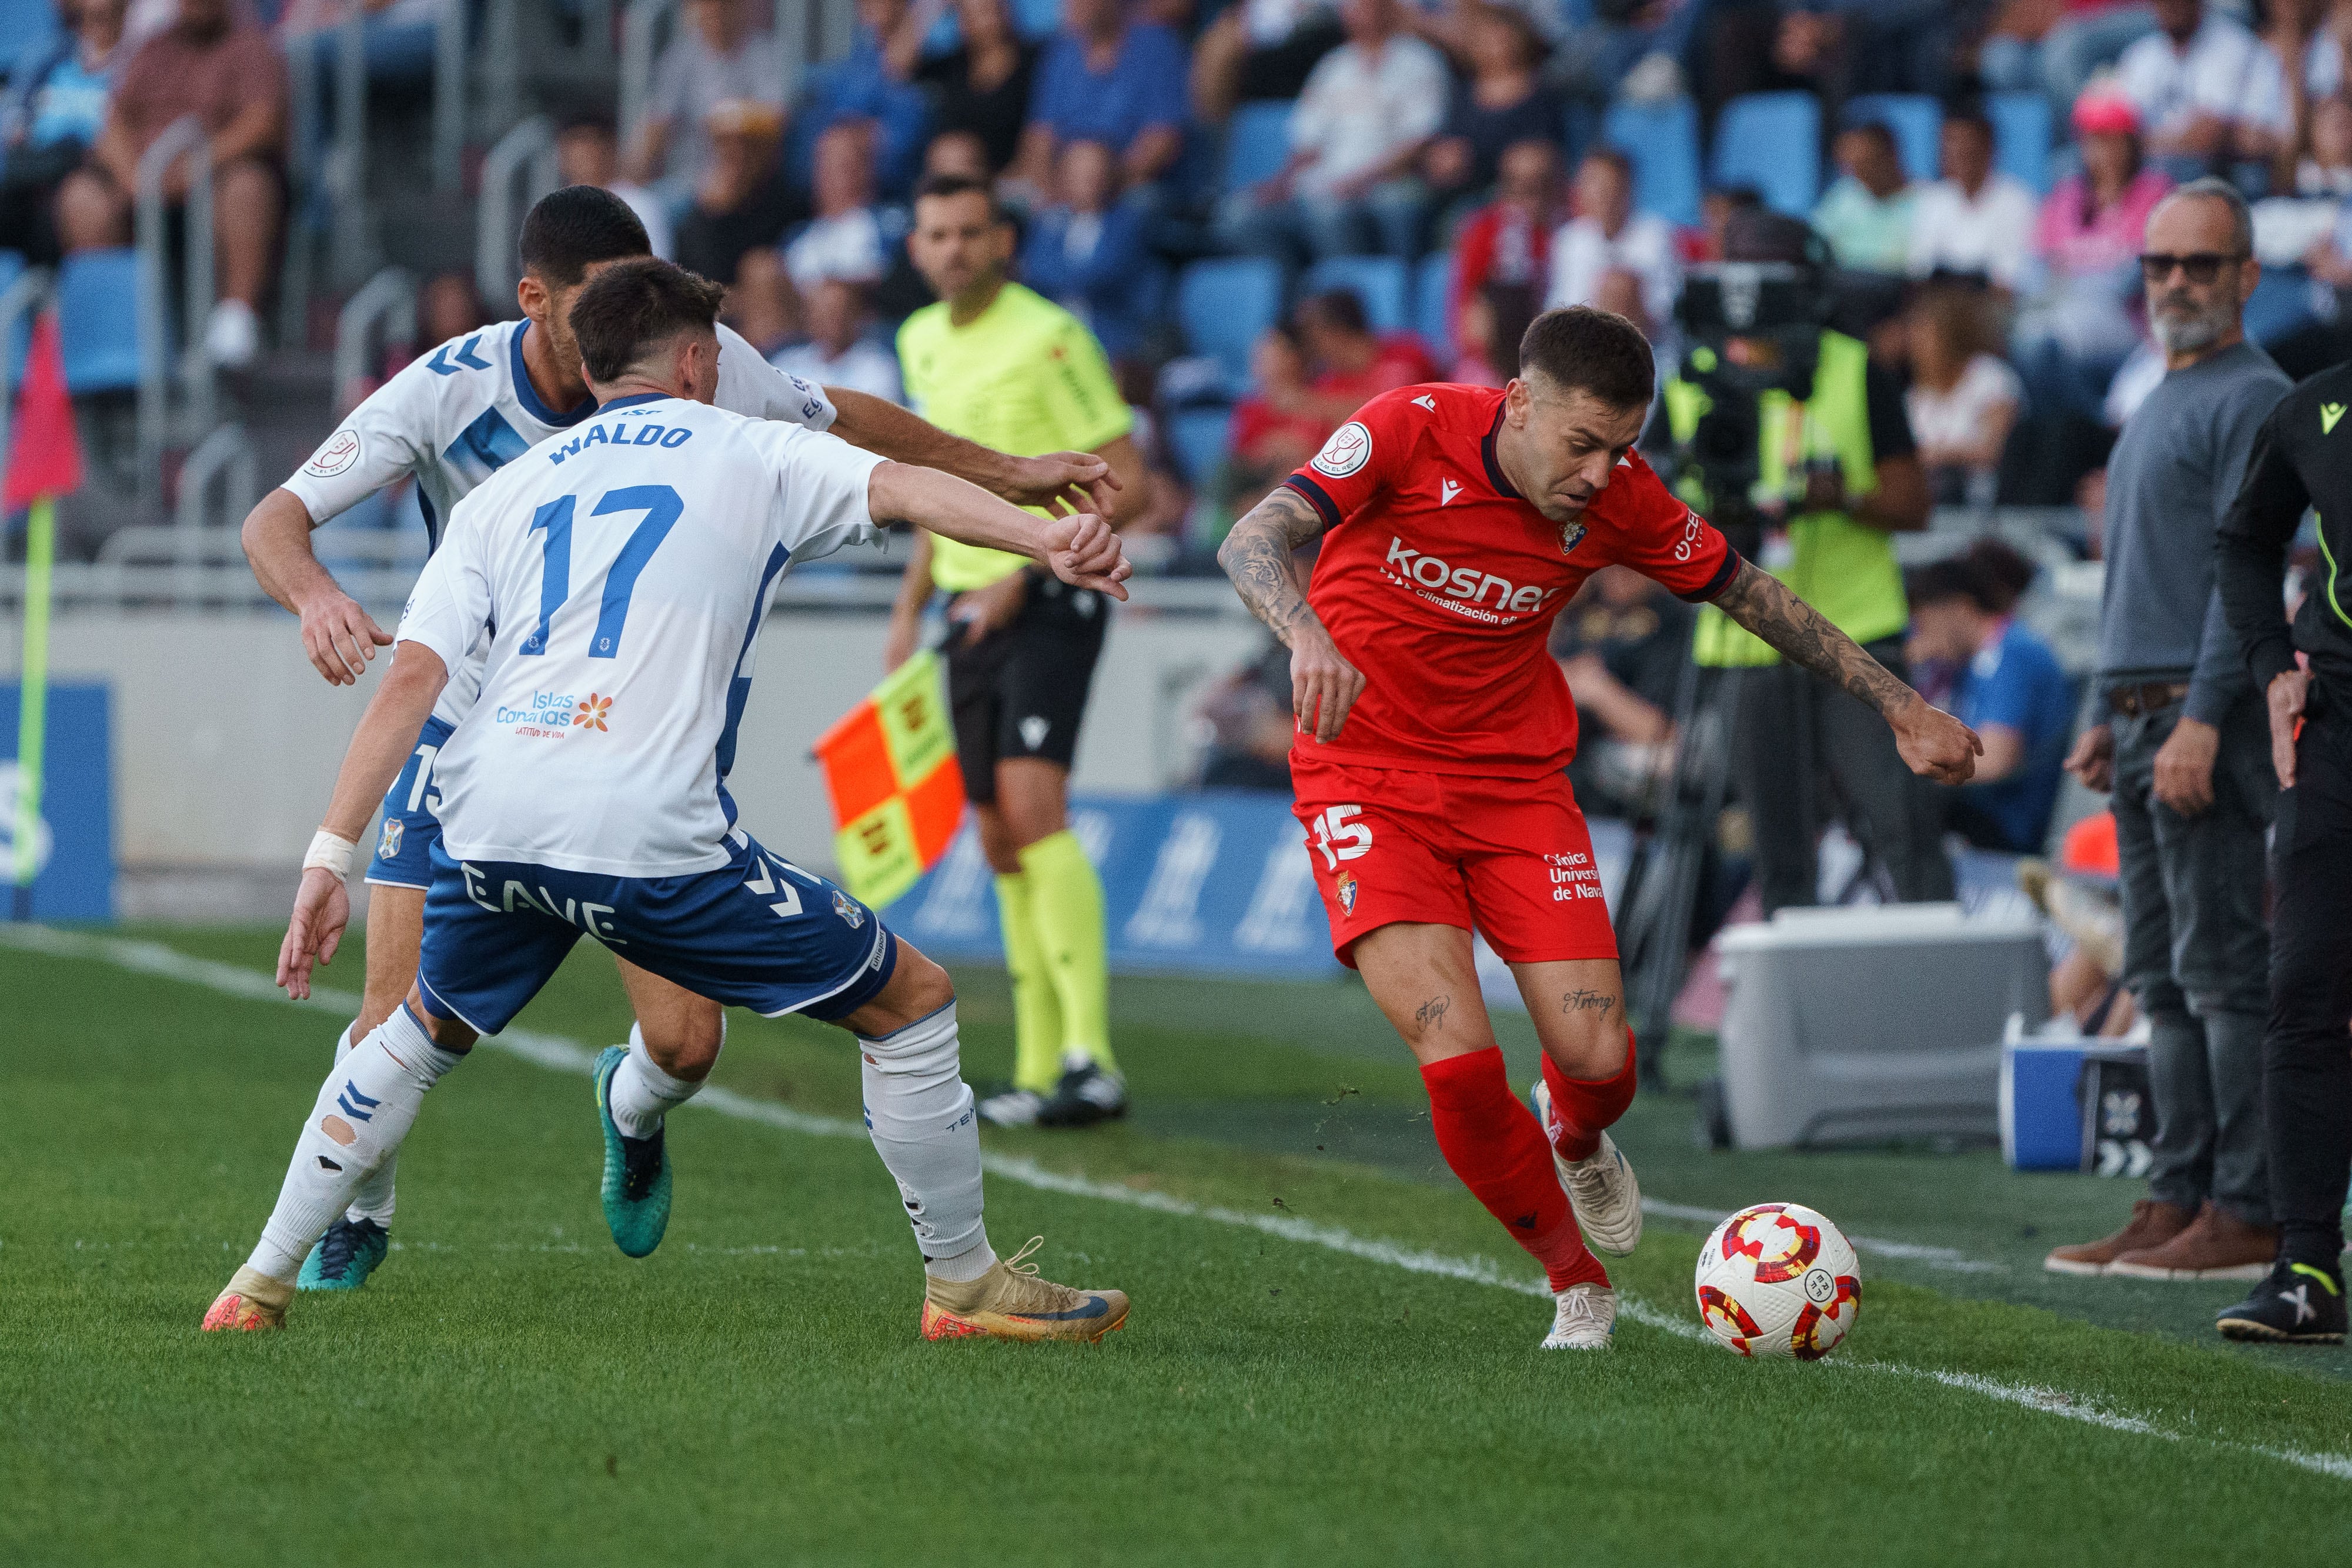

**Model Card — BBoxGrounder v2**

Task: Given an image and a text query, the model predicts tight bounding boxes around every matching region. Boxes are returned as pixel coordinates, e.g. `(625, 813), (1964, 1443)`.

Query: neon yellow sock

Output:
(1018, 830), (1115, 1075)
(994, 872), (1064, 1094)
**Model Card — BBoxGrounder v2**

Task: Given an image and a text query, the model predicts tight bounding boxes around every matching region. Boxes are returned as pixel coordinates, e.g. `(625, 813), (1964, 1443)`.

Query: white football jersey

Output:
(285, 319), (838, 727)
(395, 394), (886, 878)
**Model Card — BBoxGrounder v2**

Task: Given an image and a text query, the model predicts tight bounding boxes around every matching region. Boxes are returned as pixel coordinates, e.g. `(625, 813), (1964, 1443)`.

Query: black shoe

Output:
(2217, 1256), (2347, 1344)
(1035, 1062), (1128, 1129)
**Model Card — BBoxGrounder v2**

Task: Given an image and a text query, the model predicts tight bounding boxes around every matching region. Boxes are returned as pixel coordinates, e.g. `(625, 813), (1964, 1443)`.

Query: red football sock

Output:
(1538, 1028), (1638, 1162)
(1421, 1047), (1608, 1292)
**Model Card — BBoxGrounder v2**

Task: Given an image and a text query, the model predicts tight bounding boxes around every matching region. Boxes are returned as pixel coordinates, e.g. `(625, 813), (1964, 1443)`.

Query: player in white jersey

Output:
(206, 259), (1132, 1342)
(238, 188), (1119, 1291)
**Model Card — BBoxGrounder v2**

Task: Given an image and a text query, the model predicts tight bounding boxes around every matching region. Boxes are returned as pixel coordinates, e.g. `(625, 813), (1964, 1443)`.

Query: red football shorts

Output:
(1289, 755), (1619, 968)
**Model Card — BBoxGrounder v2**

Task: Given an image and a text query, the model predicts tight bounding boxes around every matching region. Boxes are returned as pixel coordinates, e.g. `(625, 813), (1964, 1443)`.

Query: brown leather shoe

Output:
(2043, 1199), (2195, 1276)
(2109, 1201), (2279, 1281)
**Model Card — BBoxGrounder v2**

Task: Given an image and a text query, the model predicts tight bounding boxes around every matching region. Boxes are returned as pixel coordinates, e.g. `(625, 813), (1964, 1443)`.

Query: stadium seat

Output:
(1602, 96), (1702, 228)
(1987, 91), (2054, 195)
(0, 248), (26, 383)
(1710, 92), (1821, 218)
(57, 248), (142, 394)
(1305, 256), (1409, 333)
(1176, 258), (1282, 383)
(1844, 94), (1940, 183)
(1222, 101), (1294, 198)
(1414, 251), (1455, 365)
(1167, 406), (1234, 486)
(1010, 0), (1058, 39)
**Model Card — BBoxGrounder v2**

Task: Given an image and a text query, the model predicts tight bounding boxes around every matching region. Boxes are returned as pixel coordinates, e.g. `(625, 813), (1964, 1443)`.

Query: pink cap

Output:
(2071, 92), (2139, 138)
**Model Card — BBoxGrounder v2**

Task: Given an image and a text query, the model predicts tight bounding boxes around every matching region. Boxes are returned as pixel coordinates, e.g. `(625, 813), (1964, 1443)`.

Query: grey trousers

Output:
(2111, 694), (2276, 1223)
(1730, 646), (1957, 915)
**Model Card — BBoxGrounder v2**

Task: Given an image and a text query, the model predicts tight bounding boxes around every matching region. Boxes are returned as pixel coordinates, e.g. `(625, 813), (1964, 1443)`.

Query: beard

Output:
(2150, 292), (2235, 354)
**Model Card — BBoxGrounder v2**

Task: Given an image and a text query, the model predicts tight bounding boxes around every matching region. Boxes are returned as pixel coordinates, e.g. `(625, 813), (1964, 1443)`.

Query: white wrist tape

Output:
(302, 830), (357, 879)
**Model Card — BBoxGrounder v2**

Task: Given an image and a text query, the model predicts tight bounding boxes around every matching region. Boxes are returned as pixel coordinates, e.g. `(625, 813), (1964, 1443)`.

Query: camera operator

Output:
(1653, 209), (1952, 915)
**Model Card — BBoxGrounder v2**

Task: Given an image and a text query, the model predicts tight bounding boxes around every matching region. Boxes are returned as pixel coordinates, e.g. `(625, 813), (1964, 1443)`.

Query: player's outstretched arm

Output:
(1216, 485), (1362, 744)
(867, 462), (1131, 598)
(1709, 557), (1982, 784)
(276, 641), (450, 1001)
(830, 387), (1120, 519)
(242, 488), (393, 687)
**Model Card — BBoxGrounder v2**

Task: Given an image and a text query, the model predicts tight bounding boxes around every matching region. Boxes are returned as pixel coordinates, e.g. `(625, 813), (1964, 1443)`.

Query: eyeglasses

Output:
(2139, 252), (2247, 285)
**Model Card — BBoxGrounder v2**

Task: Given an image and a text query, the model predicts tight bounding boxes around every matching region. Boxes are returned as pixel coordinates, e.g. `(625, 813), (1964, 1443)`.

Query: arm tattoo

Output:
(1710, 558), (1916, 720)
(1217, 486), (1327, 645)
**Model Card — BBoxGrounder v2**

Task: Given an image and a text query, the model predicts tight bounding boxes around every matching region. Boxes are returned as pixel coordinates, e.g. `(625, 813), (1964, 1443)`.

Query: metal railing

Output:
(484, 0), (524, 146)
(135, 115), (215, 516)
(433, 0), (469, 192)
(619, 0), (676, 153)
(329, 7), (373, 286)
(157, 424), (260, 600)
(333, 267), (417, 414)
(476, 117), (560, 307)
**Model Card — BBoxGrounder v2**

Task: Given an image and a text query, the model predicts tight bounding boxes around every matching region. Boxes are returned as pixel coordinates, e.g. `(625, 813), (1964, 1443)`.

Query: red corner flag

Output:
(5, 312), (82, 509)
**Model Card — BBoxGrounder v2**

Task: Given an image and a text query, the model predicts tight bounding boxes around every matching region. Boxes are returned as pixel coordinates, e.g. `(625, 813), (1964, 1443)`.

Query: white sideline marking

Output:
(6, 924), (2344, 1485)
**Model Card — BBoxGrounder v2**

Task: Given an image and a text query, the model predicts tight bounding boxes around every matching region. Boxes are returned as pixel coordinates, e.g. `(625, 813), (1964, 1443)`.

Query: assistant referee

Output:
(2214, 362), (2352, 1345)
(884, 170), (1150, 1130)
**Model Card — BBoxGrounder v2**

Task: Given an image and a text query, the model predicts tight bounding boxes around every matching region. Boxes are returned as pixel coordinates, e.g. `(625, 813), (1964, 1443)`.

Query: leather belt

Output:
(2107, 680), (2190, 717)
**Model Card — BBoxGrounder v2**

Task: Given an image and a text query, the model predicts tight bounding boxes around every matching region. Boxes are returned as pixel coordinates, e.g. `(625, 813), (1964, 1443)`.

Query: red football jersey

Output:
(1284, 383), (1739, 778)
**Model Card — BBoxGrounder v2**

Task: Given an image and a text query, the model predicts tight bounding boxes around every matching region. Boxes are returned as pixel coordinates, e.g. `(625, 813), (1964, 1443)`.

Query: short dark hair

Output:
(1966, 537), (2037, 614)
(568, 258), (727, 383)
(557, 110), (619, 141)
(913, 170), (1007, 223)
(1906, 556), (2000, 614)
(1943, 107), (1994, 145)
(1518, 306), (1655, 410)
(1581, 146), (1633, 182)
(1297, 287), (1369, 336)
(520, 185), (652, 289)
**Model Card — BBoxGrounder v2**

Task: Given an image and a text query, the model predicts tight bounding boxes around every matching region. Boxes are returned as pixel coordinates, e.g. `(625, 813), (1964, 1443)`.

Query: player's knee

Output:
(639, 1013), (724, 1083)
(403, 984), (477, 1052)
(853, 943), (955, 1037)
(1538, 1004), (1628, 1081)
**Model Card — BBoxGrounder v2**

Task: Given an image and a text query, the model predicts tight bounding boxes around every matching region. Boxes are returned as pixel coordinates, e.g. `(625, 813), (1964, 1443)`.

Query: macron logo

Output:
(1439, 479), (1461, 506)
(1411, 394), (1436, 411)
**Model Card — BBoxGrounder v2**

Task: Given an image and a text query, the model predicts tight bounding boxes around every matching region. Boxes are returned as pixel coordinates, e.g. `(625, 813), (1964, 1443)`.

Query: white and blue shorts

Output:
(364, 716), (457, 891)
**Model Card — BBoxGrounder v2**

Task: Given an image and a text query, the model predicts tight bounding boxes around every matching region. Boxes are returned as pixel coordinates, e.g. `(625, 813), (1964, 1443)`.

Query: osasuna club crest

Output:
(1559, 521), (1588, 555)
(1336, 871), (1359, 915)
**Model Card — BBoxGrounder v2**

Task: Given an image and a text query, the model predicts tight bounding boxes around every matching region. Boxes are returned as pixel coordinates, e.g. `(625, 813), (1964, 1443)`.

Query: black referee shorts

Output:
(944, 570), (1109, 805)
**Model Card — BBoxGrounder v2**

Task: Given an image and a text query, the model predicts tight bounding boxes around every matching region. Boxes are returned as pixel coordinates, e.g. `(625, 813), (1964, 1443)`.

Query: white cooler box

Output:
(1715, 902), (2050, 1150)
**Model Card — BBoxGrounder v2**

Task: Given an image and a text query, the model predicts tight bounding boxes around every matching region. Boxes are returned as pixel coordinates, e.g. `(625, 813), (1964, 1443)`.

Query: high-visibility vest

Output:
(1665, 330), (1909, 668)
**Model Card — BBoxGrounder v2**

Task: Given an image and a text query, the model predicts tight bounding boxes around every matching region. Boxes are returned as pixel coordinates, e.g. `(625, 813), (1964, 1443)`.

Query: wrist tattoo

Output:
(1217, 486), (1327, 646)
(1712, 559), (1913, 717)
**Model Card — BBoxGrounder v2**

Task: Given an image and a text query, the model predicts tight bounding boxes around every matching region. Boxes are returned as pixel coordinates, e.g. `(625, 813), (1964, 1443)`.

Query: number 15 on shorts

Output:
(1312, 805), (1372, 869)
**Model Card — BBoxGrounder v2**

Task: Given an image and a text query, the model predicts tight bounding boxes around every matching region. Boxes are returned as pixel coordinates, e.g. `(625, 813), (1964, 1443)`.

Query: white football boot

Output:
(1541, 1282), (1616, 1349)
(1532, 1077), (1643, 1256)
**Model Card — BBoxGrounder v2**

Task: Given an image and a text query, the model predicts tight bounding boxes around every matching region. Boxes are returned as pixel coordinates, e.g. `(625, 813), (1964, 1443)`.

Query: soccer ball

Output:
(1693, 1202), (1862, 1360)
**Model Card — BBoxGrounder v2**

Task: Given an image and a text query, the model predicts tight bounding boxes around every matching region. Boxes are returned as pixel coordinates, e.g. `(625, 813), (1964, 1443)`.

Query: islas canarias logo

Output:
(497, 690), (616, 738)
(572, 693), (612, 731)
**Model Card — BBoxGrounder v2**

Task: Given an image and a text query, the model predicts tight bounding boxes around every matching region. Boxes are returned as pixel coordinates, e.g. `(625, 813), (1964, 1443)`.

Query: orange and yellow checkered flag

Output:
(811, 651), (965, 908)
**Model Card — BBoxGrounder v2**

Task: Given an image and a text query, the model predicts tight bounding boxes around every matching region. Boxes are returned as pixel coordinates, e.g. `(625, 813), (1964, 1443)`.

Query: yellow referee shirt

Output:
(897, 282), (1133, 592)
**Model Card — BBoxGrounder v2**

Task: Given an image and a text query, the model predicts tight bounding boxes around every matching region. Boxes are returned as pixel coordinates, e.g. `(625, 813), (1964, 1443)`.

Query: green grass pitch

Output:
(4, 924), (2350, 1566)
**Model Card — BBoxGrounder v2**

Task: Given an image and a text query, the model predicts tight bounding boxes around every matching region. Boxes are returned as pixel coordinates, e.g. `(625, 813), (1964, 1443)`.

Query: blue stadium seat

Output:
(1167, 406), (1234, 485)
(1414, 251), (1455, 364)
(1710, 92), (1821, 218)
(1844, 94), (1940, 183)
(1176, 258), (1282, 383)
(1988, 91), (2054, 195)
(1603, 96), (1702, 228)
(1011, 0), (1059, 39)
(0, 0), (62, 78)
(1222, 101), (1294, 197)
(0, 249), (26, 383)
(1305, 256), (1409, 333)
(58, 249), (142, 394)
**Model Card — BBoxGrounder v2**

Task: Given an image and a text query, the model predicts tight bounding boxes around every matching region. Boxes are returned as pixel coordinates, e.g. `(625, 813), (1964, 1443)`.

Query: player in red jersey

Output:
(1217, 307), (1980, 1349)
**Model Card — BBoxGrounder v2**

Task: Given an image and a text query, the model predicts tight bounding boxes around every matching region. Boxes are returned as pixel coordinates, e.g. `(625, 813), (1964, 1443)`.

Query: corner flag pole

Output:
(11, 494), (52, 920)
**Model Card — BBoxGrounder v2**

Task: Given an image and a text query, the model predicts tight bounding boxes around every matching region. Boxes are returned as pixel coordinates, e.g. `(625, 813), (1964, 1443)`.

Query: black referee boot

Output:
(2217, 1256), (2347, 1345)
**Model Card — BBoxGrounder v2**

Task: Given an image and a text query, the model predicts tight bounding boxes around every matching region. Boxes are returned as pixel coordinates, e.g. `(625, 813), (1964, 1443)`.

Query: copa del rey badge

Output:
(1311, 421), (1371, 479)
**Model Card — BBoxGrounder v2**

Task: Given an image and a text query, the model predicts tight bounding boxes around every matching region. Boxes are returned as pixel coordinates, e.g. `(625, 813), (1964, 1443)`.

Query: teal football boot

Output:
(296, 1216), (390, 1292)
(593, 1045), (672, 1258)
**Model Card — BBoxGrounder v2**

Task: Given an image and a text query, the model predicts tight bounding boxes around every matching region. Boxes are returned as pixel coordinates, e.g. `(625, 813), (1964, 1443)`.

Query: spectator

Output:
(1193, 639), (1298, 790)
(276, 0), (447, 95)
(1906, 287), (2023, 507)
(1224, 322), (1334, 504)
(1020, 138), (1157, 362)
(1981, 0), (2160, 109)
(1554, 0), (1703, 109)
(1449, 290), (1506, 384)
(1446, 136), (1561, 368)
(1015, 0), (1190, 194)
(1907, 109), (2039, 292)
(1221, 0), (1448, 262)
(1190, 0), (1344, 125)
(417, 270), (487, 346)
(800, 0), (931, 195)
(1689, 184), (1765, 263)
(1421, 4), (1561, 213)
(1904, 553), (2074, 854)
(1552, 564), (1695, 819)
(2290, 89), (2352, 196)
(1294, 285), (1438, 414)
(2114, 0), (2291, 184)
(672, 99), (804, 286)
(2016, 90), (2169, 385)
(0, 0), (126, 266)
(785, 122), (889, 289)
(1811, 121), (1915, 275)
(896, 0), (1037, 174)
(627, 0), (786, 190)
(2300, 0), (2352, 104)
(556, 113), (674, 260)
(1544, 147), (1678, 337)
(770, 278), (904, 403)
(57, 0), (286, 369)
(726, 246), (801, 353)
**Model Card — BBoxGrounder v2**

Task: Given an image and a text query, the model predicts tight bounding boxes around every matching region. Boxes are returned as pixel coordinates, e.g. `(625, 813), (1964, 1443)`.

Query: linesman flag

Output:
(9, 311), (83, 920)
(811, 650), (964, 908)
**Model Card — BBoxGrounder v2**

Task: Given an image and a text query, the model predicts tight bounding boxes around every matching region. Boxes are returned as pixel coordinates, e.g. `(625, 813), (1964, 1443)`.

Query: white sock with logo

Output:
(858, 1002), (993, 1279)
(335, 1023), (400, 1226)
(244, 1007), (463, 1283)
(606, 1022), (712, 1139)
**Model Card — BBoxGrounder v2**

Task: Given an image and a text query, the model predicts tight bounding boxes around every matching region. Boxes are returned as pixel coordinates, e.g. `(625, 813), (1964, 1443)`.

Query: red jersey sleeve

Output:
(1593, 451), (1742, 603)
(1281, 386), (1429, 534)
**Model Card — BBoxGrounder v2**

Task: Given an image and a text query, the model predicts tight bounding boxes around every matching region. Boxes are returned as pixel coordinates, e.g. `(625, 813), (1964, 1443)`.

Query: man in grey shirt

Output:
(627, 0), (788, 191)
(2047, 179), (2286, 1282)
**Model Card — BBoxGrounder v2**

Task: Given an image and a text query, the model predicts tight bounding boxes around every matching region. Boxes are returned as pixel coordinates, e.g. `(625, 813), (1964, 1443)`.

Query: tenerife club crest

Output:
(376, 817), (404, 861)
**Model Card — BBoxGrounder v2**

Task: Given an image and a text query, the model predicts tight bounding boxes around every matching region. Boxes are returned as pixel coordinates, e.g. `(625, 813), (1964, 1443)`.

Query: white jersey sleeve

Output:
(751, 420), (887, 564)
(282, 355), (444, 524)
(393, 493), (493, 673)
(716, 322), (838, 432)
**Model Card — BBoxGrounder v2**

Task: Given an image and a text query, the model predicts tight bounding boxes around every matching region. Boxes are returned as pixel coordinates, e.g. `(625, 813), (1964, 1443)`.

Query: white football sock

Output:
(606, 1022), (713, 1139)
(245, 1007), (463, 1283)
(336, 1022), (400, 1226)
(858, 1002), (991, 1273)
